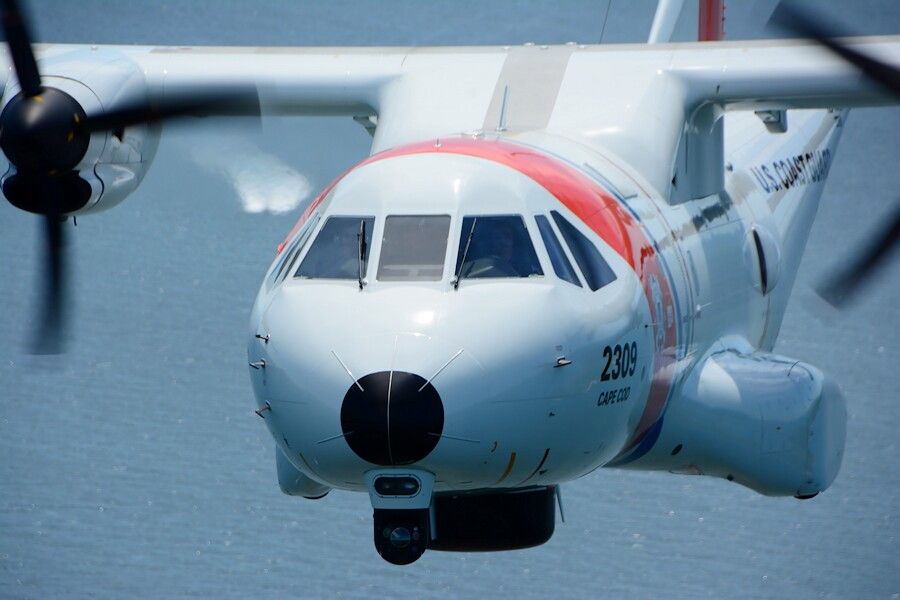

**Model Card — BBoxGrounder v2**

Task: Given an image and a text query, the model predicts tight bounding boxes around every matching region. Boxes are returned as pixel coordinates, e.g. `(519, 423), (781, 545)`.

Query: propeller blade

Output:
(0, 0), (42, 96)
(770, 3), (900, 306)
(31, 190), (67, 355)
(816, 206), (900, 308)
(81, 88), (261, 134)
(770, 2), (900, 98)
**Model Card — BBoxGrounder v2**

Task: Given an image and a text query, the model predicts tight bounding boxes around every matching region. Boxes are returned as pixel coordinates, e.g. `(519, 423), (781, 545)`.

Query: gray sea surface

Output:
(1, 1), (898, 598)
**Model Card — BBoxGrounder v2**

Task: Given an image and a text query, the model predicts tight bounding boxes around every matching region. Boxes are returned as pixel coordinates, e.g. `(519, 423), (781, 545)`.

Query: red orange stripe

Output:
(280, 137), (679, 452)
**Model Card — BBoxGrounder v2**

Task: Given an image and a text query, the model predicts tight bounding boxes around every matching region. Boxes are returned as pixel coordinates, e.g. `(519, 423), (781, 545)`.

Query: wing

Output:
(26, 36), (898, 194)
(550, 36), (900, 200)
(26, 43), (511, 155)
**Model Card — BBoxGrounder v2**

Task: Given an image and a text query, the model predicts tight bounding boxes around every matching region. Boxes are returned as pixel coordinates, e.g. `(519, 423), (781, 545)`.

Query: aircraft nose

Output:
(340, 371), (444, 466)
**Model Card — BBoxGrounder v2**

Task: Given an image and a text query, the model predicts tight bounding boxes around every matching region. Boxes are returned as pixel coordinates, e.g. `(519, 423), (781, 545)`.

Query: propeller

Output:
(769, 2), (900, 307)
(0, 0), (259, 353)
(770, 2), (900, 99)
(814, 206), (900, 308)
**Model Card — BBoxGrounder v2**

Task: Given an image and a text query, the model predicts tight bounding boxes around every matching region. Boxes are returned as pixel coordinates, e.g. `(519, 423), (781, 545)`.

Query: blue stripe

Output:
(606, 416), (665, 467)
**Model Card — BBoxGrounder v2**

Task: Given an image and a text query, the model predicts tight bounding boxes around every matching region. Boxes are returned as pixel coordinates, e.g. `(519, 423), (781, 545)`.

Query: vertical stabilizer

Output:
(699, 0), (725, 41)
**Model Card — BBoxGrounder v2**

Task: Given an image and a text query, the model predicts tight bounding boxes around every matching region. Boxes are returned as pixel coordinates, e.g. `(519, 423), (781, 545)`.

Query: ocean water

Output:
(1, 1), (897, 598)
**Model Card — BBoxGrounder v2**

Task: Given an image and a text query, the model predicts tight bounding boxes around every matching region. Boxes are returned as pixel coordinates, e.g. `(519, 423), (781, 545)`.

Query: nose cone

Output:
(341, 371), (444, 466)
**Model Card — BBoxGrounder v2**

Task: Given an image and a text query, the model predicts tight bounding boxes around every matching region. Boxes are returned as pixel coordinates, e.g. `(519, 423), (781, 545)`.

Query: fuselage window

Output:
(454, 215), (543, 279)
(535, 214), (582, 287)
(296, 216), (375, 280)
(270, 214), (321, 286)
(377, 215), (451, 281)
(551, 211), (616, 291)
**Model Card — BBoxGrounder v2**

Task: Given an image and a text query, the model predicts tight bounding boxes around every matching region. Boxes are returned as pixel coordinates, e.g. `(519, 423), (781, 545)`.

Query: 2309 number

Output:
(601, 342), (637, 381)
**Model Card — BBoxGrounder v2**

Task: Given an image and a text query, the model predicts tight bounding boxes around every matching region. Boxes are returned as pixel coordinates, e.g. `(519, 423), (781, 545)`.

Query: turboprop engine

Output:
(0, 0), (258, 353)
(0, 49), (161, 216)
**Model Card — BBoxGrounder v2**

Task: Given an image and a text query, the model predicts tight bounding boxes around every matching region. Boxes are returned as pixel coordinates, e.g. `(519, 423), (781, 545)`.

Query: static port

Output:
(374, 476), (420, 497)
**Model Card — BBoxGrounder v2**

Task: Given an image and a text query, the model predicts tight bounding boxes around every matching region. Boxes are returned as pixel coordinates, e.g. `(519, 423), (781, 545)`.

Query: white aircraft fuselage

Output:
(249, 106), (847, 506)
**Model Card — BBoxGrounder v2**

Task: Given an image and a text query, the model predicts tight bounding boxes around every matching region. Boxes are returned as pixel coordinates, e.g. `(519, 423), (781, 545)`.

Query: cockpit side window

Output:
(535, 214), (582, 287)
(551, 211), (616, 291)
(377, 215), (451, 281)
(296, 216), (375, 280)
(454, 215), (543, 280)
(270, 214), (320, 287)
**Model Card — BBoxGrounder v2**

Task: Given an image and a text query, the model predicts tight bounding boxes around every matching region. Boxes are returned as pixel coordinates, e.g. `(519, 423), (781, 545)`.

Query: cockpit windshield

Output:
(296, 216), (375, 280)
(269, 214), (320, 287)
(551, 211), (616, 291)
(454, 215), (543, 280)
(377, 215), (451, 281)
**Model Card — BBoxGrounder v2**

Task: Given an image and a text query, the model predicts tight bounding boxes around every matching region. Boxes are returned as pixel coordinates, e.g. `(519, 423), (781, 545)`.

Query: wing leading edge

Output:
(13, 36), (900, 197)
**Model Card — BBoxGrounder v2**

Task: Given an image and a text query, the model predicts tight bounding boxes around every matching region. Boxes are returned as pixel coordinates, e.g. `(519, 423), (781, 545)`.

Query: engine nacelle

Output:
(1, 48), (160, 215)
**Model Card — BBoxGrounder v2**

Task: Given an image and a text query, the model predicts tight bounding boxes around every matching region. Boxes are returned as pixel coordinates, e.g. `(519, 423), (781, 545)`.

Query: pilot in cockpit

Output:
(459, 217), (542, 279)
(466, 222), (518, 277)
